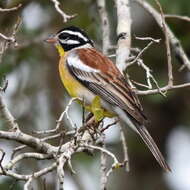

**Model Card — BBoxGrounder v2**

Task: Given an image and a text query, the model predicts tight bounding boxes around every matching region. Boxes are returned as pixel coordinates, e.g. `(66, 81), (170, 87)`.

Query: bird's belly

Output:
(59, 59), (95, 102)
(59, 58), (83, 98)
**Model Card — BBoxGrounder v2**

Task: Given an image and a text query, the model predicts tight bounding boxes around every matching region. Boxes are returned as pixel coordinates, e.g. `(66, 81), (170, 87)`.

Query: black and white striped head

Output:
(53, 26), (94, 51)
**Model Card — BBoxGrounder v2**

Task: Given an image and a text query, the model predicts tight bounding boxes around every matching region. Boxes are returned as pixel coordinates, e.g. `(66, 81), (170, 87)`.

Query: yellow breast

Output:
(58, 52), (84, 98)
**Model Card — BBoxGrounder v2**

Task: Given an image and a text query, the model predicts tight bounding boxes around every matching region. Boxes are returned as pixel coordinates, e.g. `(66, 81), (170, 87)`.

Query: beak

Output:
(45, 34), (57, 44)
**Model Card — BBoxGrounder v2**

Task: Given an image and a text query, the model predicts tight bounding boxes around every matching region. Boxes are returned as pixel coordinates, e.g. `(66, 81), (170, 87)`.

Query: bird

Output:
(46, 26), (171, 172)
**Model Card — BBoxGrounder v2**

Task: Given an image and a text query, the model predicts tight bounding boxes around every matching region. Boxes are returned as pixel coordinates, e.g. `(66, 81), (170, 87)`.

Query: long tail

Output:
(115, 107), (171, 171)
(136, 125), (171, 172)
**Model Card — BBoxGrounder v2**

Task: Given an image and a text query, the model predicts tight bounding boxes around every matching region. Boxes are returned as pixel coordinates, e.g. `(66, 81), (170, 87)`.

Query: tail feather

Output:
(114, 107), (171, 171)
(137, 125), (171, 172)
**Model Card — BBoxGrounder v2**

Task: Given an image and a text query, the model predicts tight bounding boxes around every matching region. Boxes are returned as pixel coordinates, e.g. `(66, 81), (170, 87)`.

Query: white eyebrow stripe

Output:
(60, 39), (80, 45)
(60, 30), (88, 42)
(67, 53), (99, 73)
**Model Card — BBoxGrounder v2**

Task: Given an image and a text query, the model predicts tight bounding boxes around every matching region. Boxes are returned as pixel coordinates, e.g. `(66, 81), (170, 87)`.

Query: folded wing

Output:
(66, 48), (170, 171)
(66, 48), (148, 126)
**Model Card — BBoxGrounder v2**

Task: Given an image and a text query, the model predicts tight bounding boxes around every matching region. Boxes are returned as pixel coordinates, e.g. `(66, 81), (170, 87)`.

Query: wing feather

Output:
(64, 48), (171, 171)
(66, 48), (148, 125)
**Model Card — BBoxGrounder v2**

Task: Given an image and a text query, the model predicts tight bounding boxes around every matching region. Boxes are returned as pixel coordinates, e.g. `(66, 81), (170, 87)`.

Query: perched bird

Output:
(46, 26), (170, 171)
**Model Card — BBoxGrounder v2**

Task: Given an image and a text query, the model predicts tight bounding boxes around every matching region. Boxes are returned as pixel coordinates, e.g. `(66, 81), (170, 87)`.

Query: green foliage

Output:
(0, 178), (21, 190)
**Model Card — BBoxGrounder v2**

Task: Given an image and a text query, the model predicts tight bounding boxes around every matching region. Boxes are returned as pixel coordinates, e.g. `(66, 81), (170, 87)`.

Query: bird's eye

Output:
(59, 33), (68, 40)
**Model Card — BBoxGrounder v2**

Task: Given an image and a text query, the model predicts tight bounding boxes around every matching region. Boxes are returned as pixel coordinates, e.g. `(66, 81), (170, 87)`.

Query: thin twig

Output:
(83, 144), (119, 164)
(119, 125), (130, 172)
(100, 133), (107, 190)
(0, 78), (8, 92)
(34, 97), (79, 135)
(127, 41), (154, 67)
(50, 0), (76, 22)
(135, 0), (190, 71)
(155, 0), (173, 86)
(0, 4), (22, 12)
(101, 119), (118, 132)
(0, 149), (5, 174)
(165, 14), (190, 22)
(135, 36), (161, 43)
(0, 17), (21, 63)
(137, 82), (190, 95)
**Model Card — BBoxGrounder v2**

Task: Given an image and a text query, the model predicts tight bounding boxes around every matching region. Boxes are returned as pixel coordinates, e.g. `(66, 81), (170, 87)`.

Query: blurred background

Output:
(0, 0), (190, 189)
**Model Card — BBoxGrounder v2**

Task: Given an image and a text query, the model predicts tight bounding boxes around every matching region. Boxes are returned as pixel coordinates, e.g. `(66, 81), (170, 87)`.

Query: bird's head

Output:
(46, 26), (94, 55)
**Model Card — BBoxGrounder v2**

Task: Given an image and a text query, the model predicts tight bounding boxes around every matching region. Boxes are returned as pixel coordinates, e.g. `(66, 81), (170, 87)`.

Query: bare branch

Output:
(56, 97), (79, 129)
(0, 94), (19, 130)
(83, 144), (119, 164)
(135, 0), (190, 71)
(97, 0), (111, 54)
(0, 169), (28, 180)
(127, 40), (154, 67)
(100, 133), (107, 190)
(137, 82), (190, 95)
(32, 162), (56, 178)
(119, 125), (130, 172)
(155, 0), (173, 86)
(135, 36), (161, 43)
(0, 78), (8, 92)
(115, 0), (132, 72)
(0, 17), (21, 63)
(0, 4), (22, 12)
(101, 119), (118, 132)
(6, 153), (51, 170)
(57, 154), (65, 190)
(0, 149), (5, 174)
(0, 33), (16, 42)
(34, 97), (79, 135)
(165, 14), (190, 22)
(0, 17), (21, 44)
(0, 130), (57, 155)
(50, 0), (76, 22)
(24, 177), (33, 190)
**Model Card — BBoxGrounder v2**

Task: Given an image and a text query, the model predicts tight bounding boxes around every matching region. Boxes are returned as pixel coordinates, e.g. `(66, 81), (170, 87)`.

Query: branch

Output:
(155, 0), (173, 86)
(34, 97), (79, 135)
(137, 82), (190, 95)
(0, 130), (57, 155)
(119, 125), (130, 172)
(165, 14), (190, 22)
(50, 0), (76, 23)
(0, 17), (21, 63)
(115, 0), (132, 72)
(24, 177), (33, 190)
(6, 153), (51, 170)
(127, 40), (155, 67)
(0, 4), (22, 12)
(134, 0), (190, 71)
(83, 144), (119, 165)
(0, 94), (19, 130)
(0, 149), (5, 174)
(100, 133), (107, 190)
(97, 0), (111, 54)
(0, 33), (16, 43)
(57, 154), (66, 190)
